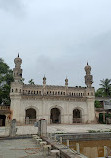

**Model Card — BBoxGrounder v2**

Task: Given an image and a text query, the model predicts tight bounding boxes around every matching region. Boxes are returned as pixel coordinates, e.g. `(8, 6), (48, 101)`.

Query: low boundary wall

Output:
(56, 132), (111, 141)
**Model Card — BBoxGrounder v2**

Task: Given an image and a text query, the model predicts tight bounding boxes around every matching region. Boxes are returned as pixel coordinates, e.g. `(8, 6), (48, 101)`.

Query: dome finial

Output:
(18, 53), (19, 58)
(43, 75), (46, 85)
(43, 75), (46, 80)
(87, 61), (88, 65)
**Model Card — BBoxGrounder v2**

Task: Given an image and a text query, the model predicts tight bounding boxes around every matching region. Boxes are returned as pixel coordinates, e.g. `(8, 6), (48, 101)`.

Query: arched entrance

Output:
(0, 115), (6, 126)
(25, 108), (36, 124)
(50, 108), (61, 124)
(73, 109), (82, 123)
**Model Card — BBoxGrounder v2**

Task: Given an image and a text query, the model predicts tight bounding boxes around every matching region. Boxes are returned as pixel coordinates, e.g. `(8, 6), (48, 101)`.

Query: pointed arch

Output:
(25, 106), (39, 124)
(49, 105), (64, 124)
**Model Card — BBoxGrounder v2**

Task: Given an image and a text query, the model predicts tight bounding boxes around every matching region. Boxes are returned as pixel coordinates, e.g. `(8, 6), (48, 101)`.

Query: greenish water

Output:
(64, 140), (111, 158)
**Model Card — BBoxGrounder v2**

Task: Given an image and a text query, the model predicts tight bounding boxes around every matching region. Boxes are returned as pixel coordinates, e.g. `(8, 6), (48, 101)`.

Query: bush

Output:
(95, 101), (103, 108)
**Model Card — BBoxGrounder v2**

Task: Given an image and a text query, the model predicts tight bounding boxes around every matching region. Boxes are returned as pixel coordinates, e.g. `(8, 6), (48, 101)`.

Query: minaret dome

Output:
(13, 54), (22, 82)
(14, 53), (22, 68)
(43, 75), (46, 85)
(65, 77), (68, 86)
(84, 62), (91, 75)
(84, 62), (93, 88)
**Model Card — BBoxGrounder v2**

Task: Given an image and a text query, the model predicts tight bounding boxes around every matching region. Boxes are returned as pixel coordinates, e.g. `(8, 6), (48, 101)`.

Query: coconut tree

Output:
(99, 78), (111, 96)
(28, 79), (35, 85)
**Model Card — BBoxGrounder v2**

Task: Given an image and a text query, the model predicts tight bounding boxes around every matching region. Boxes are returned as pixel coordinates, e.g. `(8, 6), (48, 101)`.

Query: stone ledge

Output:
(42, 137), (87, 158)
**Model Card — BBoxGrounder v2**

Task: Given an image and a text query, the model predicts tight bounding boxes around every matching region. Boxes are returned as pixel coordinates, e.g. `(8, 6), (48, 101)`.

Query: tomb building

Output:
(10, 55), (95, 125)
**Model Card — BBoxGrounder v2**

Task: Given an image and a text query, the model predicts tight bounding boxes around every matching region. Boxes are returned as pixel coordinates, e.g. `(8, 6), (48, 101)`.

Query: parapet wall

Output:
(56, 132), (111, 141)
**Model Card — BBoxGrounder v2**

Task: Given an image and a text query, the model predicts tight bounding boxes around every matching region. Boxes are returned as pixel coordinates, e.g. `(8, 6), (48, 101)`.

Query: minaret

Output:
(13, 54), (22, 82)
(10, 54), (23, 123)
(65, 77), (68, 95)
(42, 75), (46, 95)
(84, 63), (95, 123)
(84, 62), (93, 88)
(43, 75), (46, 86)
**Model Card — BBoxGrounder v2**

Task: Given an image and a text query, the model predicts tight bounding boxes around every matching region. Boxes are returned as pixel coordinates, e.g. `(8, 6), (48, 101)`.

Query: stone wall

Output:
(10, 97), (94, 125)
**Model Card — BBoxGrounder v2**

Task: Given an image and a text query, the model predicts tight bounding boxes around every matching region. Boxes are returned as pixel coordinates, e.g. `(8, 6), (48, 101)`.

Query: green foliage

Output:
(98, 113), (111, 124)
(28, 79), (35, 85)
(95, 101), (103, 108)
(99, 113), (105, 124)
(105, 113), (111, 118)
(0, 58), (14, 105)
(88, 130), (101, 133)
(100, 78), (111, 96)
(95, 78), (111, 97)
(95, 88), (104, 97)
(88, 129), (111, 133)
(0, 58), (9, 74)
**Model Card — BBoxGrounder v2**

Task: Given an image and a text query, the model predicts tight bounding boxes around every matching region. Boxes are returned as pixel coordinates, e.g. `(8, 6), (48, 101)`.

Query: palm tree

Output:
(95, 88), (104, 97)
(99, 78), (111, 96)
(28, 79), (35, 85)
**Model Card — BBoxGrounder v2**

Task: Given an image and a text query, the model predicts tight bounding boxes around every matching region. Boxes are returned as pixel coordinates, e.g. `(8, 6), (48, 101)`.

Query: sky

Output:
(0, 0), (111, 89)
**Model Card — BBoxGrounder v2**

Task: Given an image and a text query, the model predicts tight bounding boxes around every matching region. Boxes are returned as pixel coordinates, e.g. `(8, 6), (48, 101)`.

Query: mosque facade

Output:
(10, 55), (95, 125)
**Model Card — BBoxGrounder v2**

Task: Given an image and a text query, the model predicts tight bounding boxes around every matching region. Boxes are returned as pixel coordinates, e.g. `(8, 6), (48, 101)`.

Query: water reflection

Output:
(64, 140), (111, 158)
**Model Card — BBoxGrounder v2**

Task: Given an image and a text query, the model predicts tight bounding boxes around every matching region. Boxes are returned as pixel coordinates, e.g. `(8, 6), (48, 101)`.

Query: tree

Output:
(95, 100), (103, 108)
(28, 79), (35, 85)
(95, 88), (104, 97)
(0, 58), (14, 105)
(99, 78), (111, 97)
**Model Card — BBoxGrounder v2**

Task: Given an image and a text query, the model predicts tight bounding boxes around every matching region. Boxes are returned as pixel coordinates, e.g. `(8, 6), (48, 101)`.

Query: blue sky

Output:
(0, 0), (111, 89)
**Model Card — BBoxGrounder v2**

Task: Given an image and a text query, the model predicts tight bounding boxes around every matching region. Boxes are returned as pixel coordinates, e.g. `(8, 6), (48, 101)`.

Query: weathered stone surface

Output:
(9, 119), (17, 137)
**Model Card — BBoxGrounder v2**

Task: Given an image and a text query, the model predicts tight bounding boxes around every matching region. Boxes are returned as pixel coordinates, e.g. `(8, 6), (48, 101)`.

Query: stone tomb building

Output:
(10, 55), (95, 125)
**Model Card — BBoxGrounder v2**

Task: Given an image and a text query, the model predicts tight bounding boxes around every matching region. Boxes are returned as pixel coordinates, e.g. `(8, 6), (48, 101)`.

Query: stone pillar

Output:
(26, 117), (29, 125)
(103, 113), (106, 123)
(104, 146), (108, 157)
(5, 114), (9, 126)
(38, 119), (47, 137)
(9, 119), (17, 137)
(67, 140), (69, 147)
(76, 143), (80, 154)
(60, 137), (63, 144)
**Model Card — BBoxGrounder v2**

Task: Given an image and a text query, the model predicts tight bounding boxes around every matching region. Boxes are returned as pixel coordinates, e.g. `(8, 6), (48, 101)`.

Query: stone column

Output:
(9, 119), (17, 137)
(5, 114), (9, 127)
(25, 117), (29, 125)
(103, 113), (106, 123)
(38, 119), (47, 137)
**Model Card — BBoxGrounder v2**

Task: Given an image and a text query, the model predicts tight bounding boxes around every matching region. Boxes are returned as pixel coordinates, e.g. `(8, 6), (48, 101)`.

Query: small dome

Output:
(43, 75), (46, 80)
(84, 62), (91, 72)
(65, 78), (68, 82)
(65, 77), (68, 86)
